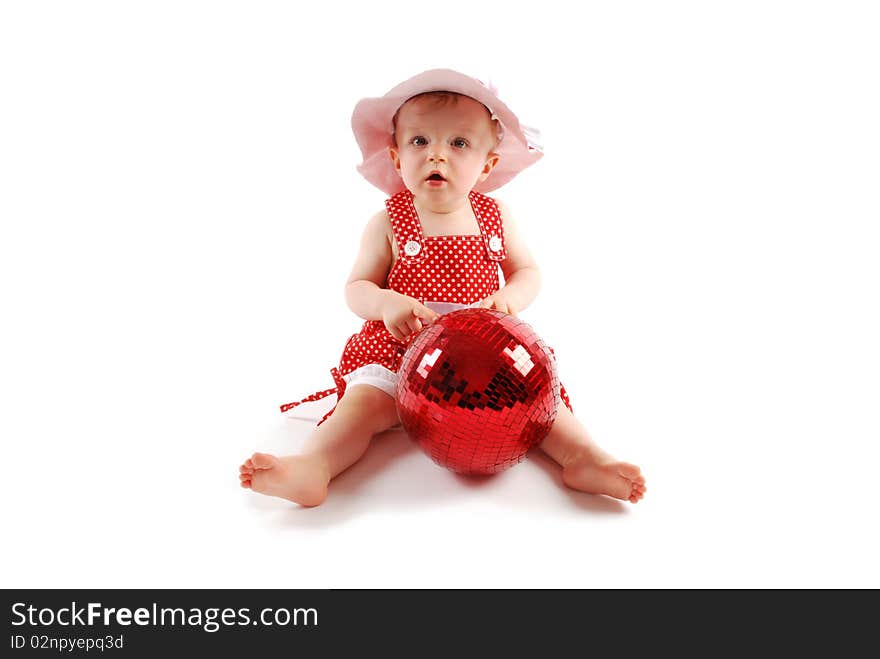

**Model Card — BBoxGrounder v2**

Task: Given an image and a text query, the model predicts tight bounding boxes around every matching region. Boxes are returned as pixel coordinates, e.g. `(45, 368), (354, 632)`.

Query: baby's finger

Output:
(478, 297), (493, 309)
(413, 305), (440, 325)
(406, 317), (423, 334)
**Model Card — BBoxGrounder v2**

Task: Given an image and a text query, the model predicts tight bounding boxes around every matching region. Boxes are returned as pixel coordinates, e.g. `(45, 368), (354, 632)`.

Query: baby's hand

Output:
(381, 293), (440, 342)
(478, 292), (518, 316)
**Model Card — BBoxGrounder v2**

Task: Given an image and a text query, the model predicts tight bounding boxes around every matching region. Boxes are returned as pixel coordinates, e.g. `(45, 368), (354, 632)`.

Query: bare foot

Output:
(562, 454), (646, 504)
(239, 452), (330, 507)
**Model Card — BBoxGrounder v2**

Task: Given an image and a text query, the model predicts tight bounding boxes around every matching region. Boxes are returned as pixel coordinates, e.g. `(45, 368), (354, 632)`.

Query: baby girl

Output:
(239, 69), (646, 507)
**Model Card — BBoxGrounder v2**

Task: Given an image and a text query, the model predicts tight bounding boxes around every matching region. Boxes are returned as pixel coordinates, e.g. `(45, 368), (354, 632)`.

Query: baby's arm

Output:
(478, 200), (542, 315)
(344, 210), (439, 341)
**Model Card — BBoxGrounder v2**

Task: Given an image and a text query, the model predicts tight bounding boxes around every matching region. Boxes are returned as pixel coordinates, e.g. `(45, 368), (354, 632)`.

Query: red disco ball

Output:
(396, 308), (560, 475)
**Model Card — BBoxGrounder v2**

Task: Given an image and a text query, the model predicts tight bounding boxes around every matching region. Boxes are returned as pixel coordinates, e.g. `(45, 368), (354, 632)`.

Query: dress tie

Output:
(279, 367), (348, 426)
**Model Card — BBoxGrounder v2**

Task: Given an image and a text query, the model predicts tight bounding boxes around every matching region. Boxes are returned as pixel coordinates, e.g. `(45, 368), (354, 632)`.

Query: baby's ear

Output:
(480, 153), (500, 179)
(388, 146), (402, 175)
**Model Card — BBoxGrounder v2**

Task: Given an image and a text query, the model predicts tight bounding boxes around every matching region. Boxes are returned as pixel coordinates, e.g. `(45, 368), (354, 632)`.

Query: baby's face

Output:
(389, 95), (499, 203)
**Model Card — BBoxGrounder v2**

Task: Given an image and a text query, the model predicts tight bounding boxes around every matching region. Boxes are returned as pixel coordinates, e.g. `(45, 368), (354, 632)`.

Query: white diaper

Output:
(343, 363), (399, 398)
(423, 300), (480, 316)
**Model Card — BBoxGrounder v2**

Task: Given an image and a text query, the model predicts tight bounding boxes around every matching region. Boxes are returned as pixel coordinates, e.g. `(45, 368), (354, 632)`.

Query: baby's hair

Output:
(391, 91), (502, 148)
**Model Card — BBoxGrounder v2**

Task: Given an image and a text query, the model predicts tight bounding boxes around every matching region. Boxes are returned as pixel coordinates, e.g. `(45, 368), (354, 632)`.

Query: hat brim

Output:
(351, 69), (542, 196)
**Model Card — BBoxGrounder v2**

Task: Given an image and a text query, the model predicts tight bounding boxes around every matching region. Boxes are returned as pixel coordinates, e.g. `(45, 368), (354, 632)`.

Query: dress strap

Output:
(279, 367), (348, 426)
(386, 189), (427, 263)
(469, 191), (507, 262)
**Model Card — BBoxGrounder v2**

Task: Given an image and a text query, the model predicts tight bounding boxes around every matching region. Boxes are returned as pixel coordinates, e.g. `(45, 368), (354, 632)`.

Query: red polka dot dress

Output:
(281, 189), (572, 423)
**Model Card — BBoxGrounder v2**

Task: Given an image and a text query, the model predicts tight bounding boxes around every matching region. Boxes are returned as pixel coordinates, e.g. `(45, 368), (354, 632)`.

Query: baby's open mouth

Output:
(426, 172), (446, 182)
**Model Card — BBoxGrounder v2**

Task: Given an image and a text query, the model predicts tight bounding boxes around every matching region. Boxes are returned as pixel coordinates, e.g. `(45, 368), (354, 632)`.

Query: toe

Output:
(630, 484), (645, 502)
(250, 452), (277, 470)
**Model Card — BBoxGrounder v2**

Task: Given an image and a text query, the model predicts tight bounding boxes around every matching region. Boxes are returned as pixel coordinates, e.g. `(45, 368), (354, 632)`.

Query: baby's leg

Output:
(539, 405), (646, 503)
(239, 385), (399, 507)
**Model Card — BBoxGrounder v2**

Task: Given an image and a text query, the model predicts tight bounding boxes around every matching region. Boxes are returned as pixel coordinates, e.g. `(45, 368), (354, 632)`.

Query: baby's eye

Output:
(411, 136), (428, 146)
(451, 138), (469, 148)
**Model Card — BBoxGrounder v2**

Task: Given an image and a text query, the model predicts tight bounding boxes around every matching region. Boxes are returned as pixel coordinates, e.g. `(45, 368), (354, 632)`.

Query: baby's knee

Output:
(340, 384), (400, 432)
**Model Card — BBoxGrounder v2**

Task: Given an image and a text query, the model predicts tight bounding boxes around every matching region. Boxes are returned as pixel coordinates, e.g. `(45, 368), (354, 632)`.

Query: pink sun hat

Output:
(351, 68), (543, 196)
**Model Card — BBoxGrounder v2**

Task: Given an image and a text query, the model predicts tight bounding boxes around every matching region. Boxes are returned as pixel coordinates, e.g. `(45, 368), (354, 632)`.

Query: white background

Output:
(2, 1), (878, 588)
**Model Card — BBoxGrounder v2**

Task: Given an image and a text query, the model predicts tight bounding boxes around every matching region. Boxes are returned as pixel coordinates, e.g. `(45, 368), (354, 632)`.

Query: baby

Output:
(239, 69), (646, 506)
